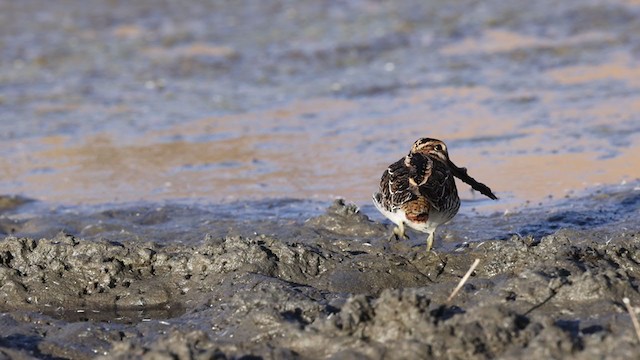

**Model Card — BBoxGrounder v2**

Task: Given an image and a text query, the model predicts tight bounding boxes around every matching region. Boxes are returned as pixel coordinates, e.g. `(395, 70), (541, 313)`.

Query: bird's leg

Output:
(424, 231), (447, 265)
(398, 222), (410, 239)
(425, 231), (435, 252)
(390, 222), (410, 241)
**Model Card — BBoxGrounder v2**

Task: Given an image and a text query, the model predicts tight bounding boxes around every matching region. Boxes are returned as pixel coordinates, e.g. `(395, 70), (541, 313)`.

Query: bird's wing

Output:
(415, 156), (456, 211)
(378, 155), (431, 210)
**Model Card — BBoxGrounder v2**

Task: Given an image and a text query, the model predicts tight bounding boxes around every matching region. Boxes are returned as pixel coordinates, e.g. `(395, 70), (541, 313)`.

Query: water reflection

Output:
(1, 88), (637, 214)
(2, 5), (640, 215)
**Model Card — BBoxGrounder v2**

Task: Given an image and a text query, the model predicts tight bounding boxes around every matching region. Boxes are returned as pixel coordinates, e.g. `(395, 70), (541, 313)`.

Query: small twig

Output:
(447, 259), (480, 303)
(623, 297), (640, 342)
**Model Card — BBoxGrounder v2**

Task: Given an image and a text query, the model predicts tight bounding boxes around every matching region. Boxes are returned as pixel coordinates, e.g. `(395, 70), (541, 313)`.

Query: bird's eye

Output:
(434, 144), (443, 152)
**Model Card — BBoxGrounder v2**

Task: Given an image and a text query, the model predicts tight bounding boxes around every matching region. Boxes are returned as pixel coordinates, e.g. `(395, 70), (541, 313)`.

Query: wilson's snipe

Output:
(373, 137), (498, 252)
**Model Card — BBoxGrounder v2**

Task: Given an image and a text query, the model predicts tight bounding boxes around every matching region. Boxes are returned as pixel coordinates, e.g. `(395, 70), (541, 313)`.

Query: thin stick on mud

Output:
(622, 297), (640, 342)
(447, 258), (480, 303)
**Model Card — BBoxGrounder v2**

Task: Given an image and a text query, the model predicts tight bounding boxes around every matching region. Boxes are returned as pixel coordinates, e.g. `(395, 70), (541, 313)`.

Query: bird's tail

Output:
(372, 192), (384, 211)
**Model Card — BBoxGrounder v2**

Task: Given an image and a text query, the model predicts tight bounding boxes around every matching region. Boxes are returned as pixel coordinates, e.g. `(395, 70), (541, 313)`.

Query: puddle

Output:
(41, 304), (185, 324)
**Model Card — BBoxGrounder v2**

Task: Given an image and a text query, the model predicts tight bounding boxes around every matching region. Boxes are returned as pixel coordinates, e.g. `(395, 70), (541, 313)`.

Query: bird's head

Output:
(410, 138), (450, 163)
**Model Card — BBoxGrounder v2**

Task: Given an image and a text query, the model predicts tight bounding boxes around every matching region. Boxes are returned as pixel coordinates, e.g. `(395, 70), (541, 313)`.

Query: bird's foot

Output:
(391, 226), (410, 241)
(429, 249), (447, 264)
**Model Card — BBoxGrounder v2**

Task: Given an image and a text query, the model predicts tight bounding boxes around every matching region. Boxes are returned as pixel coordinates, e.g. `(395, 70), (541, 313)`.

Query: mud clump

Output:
(0, 191), (639, 359)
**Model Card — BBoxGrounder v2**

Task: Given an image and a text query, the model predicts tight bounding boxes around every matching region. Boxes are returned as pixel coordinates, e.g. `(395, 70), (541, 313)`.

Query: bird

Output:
(373, 137), (498, 252)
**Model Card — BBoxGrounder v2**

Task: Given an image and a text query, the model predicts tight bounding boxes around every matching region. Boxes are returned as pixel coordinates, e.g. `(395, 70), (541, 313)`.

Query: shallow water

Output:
(1, 92), (638, 214)
(1, 0), (639, 218)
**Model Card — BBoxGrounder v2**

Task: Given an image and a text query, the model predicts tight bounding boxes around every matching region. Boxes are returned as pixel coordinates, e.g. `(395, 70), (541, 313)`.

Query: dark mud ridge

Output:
(1, 187), (640, 359)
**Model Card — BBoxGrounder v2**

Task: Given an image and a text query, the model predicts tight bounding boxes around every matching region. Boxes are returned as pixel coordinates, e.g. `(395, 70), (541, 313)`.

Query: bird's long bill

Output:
(448, 159), (498, 200)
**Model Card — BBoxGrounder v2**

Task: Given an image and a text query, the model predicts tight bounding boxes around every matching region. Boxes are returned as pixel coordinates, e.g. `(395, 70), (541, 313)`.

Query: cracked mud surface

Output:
(1, 185), (640, 359)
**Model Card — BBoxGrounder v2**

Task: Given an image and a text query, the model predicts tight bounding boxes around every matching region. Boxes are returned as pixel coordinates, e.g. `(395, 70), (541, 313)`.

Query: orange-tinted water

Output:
(1, 2), (639, 214)
(1, 82), (638, 213)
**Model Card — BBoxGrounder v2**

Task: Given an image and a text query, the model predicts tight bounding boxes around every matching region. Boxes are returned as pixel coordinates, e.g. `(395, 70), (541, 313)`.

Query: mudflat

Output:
(1, 183), (639, 358)
(2, 0), (640, 358)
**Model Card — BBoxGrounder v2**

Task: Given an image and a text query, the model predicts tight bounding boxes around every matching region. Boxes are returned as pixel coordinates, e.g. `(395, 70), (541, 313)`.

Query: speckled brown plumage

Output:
(403, 197), (430, 223)
(373, 137), (498, 251)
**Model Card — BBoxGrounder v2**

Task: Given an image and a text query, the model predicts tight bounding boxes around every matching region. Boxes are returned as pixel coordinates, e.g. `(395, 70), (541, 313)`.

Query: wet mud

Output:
(1, 0), (640, 208)
(1, 183), (640, 359)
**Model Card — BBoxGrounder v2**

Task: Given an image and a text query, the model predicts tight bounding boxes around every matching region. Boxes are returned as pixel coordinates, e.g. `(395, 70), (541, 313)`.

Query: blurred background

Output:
(1, 0), (639, 214)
